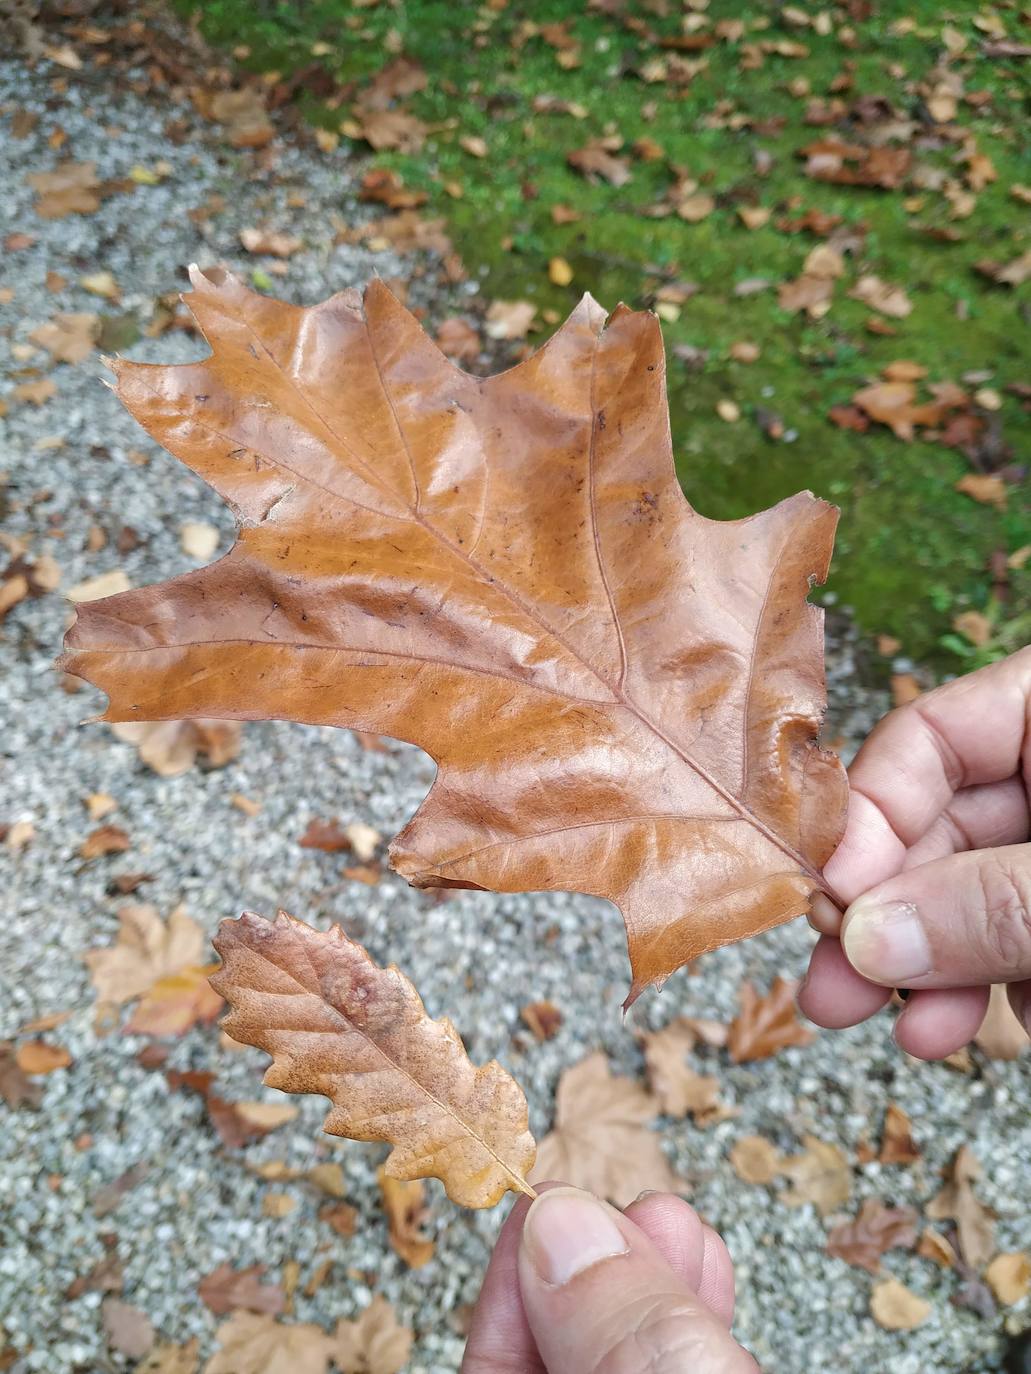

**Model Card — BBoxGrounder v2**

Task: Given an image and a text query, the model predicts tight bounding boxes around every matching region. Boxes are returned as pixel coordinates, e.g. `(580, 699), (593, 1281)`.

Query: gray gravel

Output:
(2, 38), (1029, 1374)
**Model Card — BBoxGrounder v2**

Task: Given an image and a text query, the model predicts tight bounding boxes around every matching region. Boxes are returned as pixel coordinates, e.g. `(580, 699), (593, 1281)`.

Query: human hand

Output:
(799, 647), (1031, 1059)
(462, 1183), (757, 1374)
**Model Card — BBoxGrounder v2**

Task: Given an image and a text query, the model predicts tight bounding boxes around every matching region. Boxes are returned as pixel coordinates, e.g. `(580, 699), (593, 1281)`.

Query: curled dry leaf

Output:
(727, 976), (814, 1063)
(826, 1199), (918, 1274)
(111, 719), (242, 777)
(377, 1166), (434, 1268)
(879, 1103), (920, 1164)
(80, 823), (131, 859)
(520, 1000), (563, 1041)
(917, 1227), (957, 1268)
(926, 1145), (995, 1269)
(61, 270), (846, 1001)
(870, 1278), (932, 1331)
(530, 1051), (681, 1207)
(85, 903), (208, 1007)
(211, 911), (536, 1207)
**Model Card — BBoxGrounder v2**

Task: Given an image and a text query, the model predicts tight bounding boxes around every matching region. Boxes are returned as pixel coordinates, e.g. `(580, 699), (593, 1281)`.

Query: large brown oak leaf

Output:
(62, 268), (847, 999)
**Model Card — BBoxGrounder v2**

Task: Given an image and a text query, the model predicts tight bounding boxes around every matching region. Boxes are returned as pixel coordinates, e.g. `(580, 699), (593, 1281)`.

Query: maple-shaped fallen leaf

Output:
(330, 1295), (413, 1374)
(727, 976), (814, 1062)
(61, 270), (847, 998)
(85, 904), (208, 1007)
(205, 1312), (332, 1374)
(826, 1199), (918, 1274)
(531, 1051), (680, 1207)
(377, 1166), (434, 1268)
(640, 1017), (725, 1123)
(926, 1145), (995, 1269)
(199, 1263), (285, 1317)
(211, 911), (535, 1206)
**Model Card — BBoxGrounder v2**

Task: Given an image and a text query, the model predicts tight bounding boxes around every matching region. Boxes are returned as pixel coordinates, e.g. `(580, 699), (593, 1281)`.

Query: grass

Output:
(181, 0), (1029, 661)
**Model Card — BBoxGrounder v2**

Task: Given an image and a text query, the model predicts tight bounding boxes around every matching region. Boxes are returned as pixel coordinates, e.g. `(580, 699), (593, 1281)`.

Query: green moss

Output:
(181, 0), (1029, 659)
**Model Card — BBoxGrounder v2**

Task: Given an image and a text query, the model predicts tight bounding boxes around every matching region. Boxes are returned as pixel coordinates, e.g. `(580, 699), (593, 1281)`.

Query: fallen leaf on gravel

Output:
(954, 474), (1008, 508)
(80, 270), (120, 300)
(926, 1146), (995, 1268)
(15, 1041), (72, 1074)
(531, 1051), (680, 1206)
(329, 1295), (413, 1374)
(5, 819), (35, 852)
(728, 976), (813, 1062)
(136, 1338), (199, 1374)
(124, 964), (223, 1036)
(307, 1163), (347, 1198)
(879, 1103), (920, 1164)
(729, 1134), (781, 1185)
(985, 1253), (1031, 1306)
(344, 821), (381, 862)
(80, 824), (131, 859)
(435, 317), (480, 362)
(86, 903), (208, 1007)
(848, 275), (912, 318)
(27, 161), (102, 218)
(167, 1070), (297, 1150)
(28, 312), (98, 364)
(92, 1162), (150, 1217)
(102, 1298), (154, 1358)
(199, 1264), (285, 1317)
(520, 1001), (563, 1041)
(212, 911), (536, 1206)
(66, 1248), (124, 1300)
(12, 377), (57, 406)
(180, 522), (220, 560)
(62, 272), (848, 997)
(917, 1228), (957, 1267)
(640, 1018), (724, 1122)
(974, 986), (1029, 1059)
(780, 1135), (851, 1216)
(111, 719), (242, 776)
(66, 569), (131, 602)
(320, 1202), (358, 1237)
(0, 1042), (42, 1108)
(378, 1167), (434, 1268)
(239, 228), (303, 258)
(299, 819), (352, 852)
(483, 298), (536, 338)
(263, 1193), (296, 1218)
(207, 89), (274, 149)
(870, 1278), (931, 1331)
(17, 1010), (72, 1035)
(826, 1199), (918, 1273)
(205, 1311), (333, 1374)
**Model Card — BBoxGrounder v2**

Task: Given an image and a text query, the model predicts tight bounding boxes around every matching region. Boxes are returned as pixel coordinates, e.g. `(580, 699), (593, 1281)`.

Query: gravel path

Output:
(2, 30), (1028, 1374)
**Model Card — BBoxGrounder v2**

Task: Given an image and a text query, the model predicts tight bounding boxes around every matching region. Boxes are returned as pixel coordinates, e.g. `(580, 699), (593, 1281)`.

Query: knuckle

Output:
(977, 855), (1031, 968)
(594, 1296), (749, 1374)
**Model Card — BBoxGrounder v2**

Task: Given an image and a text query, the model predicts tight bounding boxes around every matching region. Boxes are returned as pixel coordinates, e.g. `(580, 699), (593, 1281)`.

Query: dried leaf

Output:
(239, 228), (303, 259)
(986, 1253), (1031, 1306)
(955, 473), (1008, 508)
(727, 976), (813, 1062)
(136, 1338), (200, 1374)
(780, 1134), (851, 1216)
(520, 1000), (563, 1041)
(92, 1162), (150, 1217)
(111, 719), (242, 776)
(870, 1278), (931, 1331)
(531, 1051), (680, 1207)
(0, 1043), (42, 1108)
(199, 1264), (285, 1317)
(917, 1228), (957, 1268)
(729, 1134), (781, 1185)
(27, 161), (102, 218)
(826, 1199), (918, 1273)
(879, 1103), (920, 1164)
(640, 1018), (723, 1122)
(329, 1296), (413, 1374)
(207, 89), (274, 149)
(167, 1069), (297, 1149)
(102, 1298), (154, 1358)
(926, 1146), (995, 1269)
(848, 275), (913, 319)
(435, 317), (480, 363)
(299, 819), (352, 852)
(29, 312), (99, 364)
(377, 1167), (434, 1267)
(205, 1312), (333, 1374)
(66, 1250), (124, 1300)
(62, 272), (847, 999)
(567, 139), (631, 185)
(80, 823), (131, 859)
(211, 911), (535, 1207)
(86, 904), (207, 1007)
(15, 1040), (72, 1074)
(974, 985), (1029, 1060)
(125, 965), (223, 1037)
(483, 298), (537, 339)
(320, 1202), (358, 1237)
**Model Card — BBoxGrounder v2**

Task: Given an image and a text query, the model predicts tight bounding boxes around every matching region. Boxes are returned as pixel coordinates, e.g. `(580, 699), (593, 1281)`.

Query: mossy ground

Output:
(182, 0), (1029, 662)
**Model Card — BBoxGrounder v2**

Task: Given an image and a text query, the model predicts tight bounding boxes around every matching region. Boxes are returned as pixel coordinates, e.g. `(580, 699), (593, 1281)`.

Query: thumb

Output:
(517, 1187), (757, 1374)
(841, 843), (1031, 989)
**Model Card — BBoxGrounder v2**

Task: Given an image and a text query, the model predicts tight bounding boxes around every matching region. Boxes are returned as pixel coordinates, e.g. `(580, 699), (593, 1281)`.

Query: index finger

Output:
(824, 648), (1031, 905)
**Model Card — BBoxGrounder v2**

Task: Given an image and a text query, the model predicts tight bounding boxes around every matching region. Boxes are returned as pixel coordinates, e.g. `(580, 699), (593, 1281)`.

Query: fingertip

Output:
(808, 893), (844, 937)
(893, 986), (990, 1060)
(797, 934), (893, 1029)
(698, 1224), (736, 1327)
(623, 1191), (706, 1292)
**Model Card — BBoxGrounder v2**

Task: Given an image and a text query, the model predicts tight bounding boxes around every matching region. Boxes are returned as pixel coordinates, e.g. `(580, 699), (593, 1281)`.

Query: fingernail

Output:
(842, 899), (932, 982)
(523, 1189), (629, 1285)
(634, 1189), (659, 1202)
